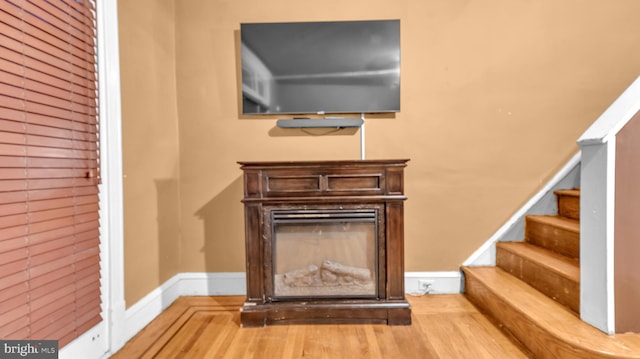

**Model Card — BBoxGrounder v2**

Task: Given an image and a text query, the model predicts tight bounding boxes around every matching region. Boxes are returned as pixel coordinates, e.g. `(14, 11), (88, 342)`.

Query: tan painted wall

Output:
(118, 0), (640, 306)
(118, 0), (182, 304)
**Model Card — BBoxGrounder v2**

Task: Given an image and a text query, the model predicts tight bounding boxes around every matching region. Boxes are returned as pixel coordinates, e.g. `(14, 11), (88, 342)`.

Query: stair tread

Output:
(555, 188), (581, 220)
(554, 188), (580, 197)
(527, 214), (580, 232)
(463, 266), (640, 358)
(497, 241), (580, 282)
(525, 214), (580, 259)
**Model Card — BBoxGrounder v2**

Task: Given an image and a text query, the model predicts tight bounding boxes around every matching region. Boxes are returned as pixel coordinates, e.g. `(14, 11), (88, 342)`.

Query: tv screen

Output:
(240, 20), (400, 115)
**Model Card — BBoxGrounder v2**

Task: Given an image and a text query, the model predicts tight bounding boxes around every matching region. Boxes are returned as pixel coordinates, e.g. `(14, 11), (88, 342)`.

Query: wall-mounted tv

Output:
(240, 19), (400, 116)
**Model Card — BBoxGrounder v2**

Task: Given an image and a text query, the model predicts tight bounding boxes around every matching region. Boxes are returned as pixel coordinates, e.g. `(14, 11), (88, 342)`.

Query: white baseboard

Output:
(178, 272), (247, 296)
(59, 322), (109, 359)
(122, 272), (247, 347)
(404, 271), (462, 295)
(123, 274), (183, 342)
(120, 271), (460, 349)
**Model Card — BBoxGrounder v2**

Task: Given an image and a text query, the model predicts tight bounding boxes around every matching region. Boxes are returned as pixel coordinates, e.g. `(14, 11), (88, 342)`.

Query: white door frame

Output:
(97, 0), (127, 355)
(59, 1), (126, 358)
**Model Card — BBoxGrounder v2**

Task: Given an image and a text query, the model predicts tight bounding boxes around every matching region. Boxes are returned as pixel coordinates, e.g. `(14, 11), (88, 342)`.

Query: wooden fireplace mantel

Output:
(238, 159), (411, 326)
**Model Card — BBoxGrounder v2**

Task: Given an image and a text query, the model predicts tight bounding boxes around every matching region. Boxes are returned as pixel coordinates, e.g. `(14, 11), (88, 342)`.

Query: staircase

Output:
(462, 189), (640, 359)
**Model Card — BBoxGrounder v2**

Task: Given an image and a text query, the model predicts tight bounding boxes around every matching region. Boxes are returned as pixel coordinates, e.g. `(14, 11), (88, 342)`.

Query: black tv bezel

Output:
(239, 19), (401, 117)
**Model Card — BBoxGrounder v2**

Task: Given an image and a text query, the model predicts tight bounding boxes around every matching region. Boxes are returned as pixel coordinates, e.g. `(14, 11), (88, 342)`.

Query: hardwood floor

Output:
(111, 295), (530, 358)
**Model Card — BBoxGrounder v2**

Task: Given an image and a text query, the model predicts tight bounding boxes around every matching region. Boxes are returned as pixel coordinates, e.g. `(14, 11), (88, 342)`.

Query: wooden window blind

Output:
(0, 0), (101, 347)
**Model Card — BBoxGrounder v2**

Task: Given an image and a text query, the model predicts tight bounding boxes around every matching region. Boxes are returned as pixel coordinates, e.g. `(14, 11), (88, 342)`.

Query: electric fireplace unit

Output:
(239, 159), (410, 326)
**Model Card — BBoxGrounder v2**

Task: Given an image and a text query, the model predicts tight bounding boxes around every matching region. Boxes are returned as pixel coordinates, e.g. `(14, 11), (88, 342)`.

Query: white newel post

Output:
(577, 141), (616, 334)
(577, 76), (640, 334)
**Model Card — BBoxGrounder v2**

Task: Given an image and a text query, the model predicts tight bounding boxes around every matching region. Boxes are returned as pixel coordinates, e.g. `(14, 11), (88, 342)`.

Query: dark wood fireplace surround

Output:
(239, 159), (411, 327)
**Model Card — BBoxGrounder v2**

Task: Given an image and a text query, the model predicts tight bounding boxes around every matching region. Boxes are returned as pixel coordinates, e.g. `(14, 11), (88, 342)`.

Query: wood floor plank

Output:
(223, 326), (262, 358)
(280, 325), (305, 359)
(140, 307), (202, 358)
(389, 320), (441, 358)
(110, 297), (191, 359)
(416, 311), (529, 359)
(111, 295), (530, 358)
(362, 325), (383, 358)
(158, 311), (214, 358)
(372, 324), (400, 358)
(187, 312), (237, 358)
(256, 325), (290, 358)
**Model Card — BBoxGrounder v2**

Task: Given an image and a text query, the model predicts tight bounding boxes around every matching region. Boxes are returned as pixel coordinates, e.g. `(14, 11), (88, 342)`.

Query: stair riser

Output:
(496, 248), (579, 313)
(525, 218), (579, 259)
(464, 269), (596, 359)
(557, 194), (580, 220)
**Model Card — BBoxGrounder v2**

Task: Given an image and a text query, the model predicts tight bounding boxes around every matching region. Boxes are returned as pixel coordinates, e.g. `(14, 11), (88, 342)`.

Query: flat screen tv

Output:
(240, 19), (400, 116)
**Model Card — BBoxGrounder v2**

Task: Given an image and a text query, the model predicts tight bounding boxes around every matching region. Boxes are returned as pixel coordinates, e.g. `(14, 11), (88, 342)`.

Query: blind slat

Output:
(29, 296), (75, 334)
(0, 186), (98, 205)
(0, 269), (28, 293)
(0, 57), (97, 100)
(29, 220), (99, 249)
(28, 263), (74, 296)
(0, 156), (98, 171)
(0, 39), (96, 91)
(77, 311), (102, 336)
(0, 73), (97, 116)
(0, 95), (97, 124)
(0, 2), (95, 57)
(19, 1), (95, 50)
(0, 236), (27, 255)
(0, 132), (98, 150)
(0, 226), (27, 244)
(0, 30), (95, 83)
(30, 279), (76, 312)
(0, 177), (97, 194)
(0, 197), (99, 223)
(0, 169), (96, 181)
(0, 304), (29, 334)
(0, 5), (97, 59)
(0, 214), (27, 229)
(1, 107), (97, 132)
(0, 292), (28, 317)
(29, 235), (74, 257)
(30, 302), (75, 337)
(0, 143), (98, 159)
(0, 256), (28, 279)
(0, 283), (28, 306)
(0, 19), (95, 75)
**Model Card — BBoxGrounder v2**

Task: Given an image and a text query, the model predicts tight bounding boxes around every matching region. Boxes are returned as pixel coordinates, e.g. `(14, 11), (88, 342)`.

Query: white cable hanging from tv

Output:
(360, 113), (365, 160)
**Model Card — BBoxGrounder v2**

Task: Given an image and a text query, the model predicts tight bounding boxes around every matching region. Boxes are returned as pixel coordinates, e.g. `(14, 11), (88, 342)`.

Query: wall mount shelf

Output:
(276, 118), (364, 128)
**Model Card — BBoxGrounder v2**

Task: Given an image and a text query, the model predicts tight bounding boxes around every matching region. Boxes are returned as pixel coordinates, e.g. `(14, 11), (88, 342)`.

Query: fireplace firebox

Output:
(239, 160), (410, 326)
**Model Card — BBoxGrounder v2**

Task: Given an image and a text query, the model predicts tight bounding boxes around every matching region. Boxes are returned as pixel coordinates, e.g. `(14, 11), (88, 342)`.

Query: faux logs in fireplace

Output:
(238, 159), (411, 326)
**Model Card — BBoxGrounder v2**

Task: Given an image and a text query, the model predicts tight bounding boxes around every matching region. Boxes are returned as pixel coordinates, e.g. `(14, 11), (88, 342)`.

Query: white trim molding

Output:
(463, 152), (582, 266)
(575, 76), (640, 334)
(96, 0), (127, 355)
(118, 271), (459, 348)
(404, 271), (462, 295)
(61, 1), (126, 358)
(578, 76), (640, 145)
(578, 141), (616, 334)
(123, 273), (246, 344)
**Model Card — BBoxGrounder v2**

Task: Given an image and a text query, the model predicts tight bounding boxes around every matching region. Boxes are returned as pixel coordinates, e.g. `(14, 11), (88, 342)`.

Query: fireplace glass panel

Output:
(272, 210), (378, 298)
